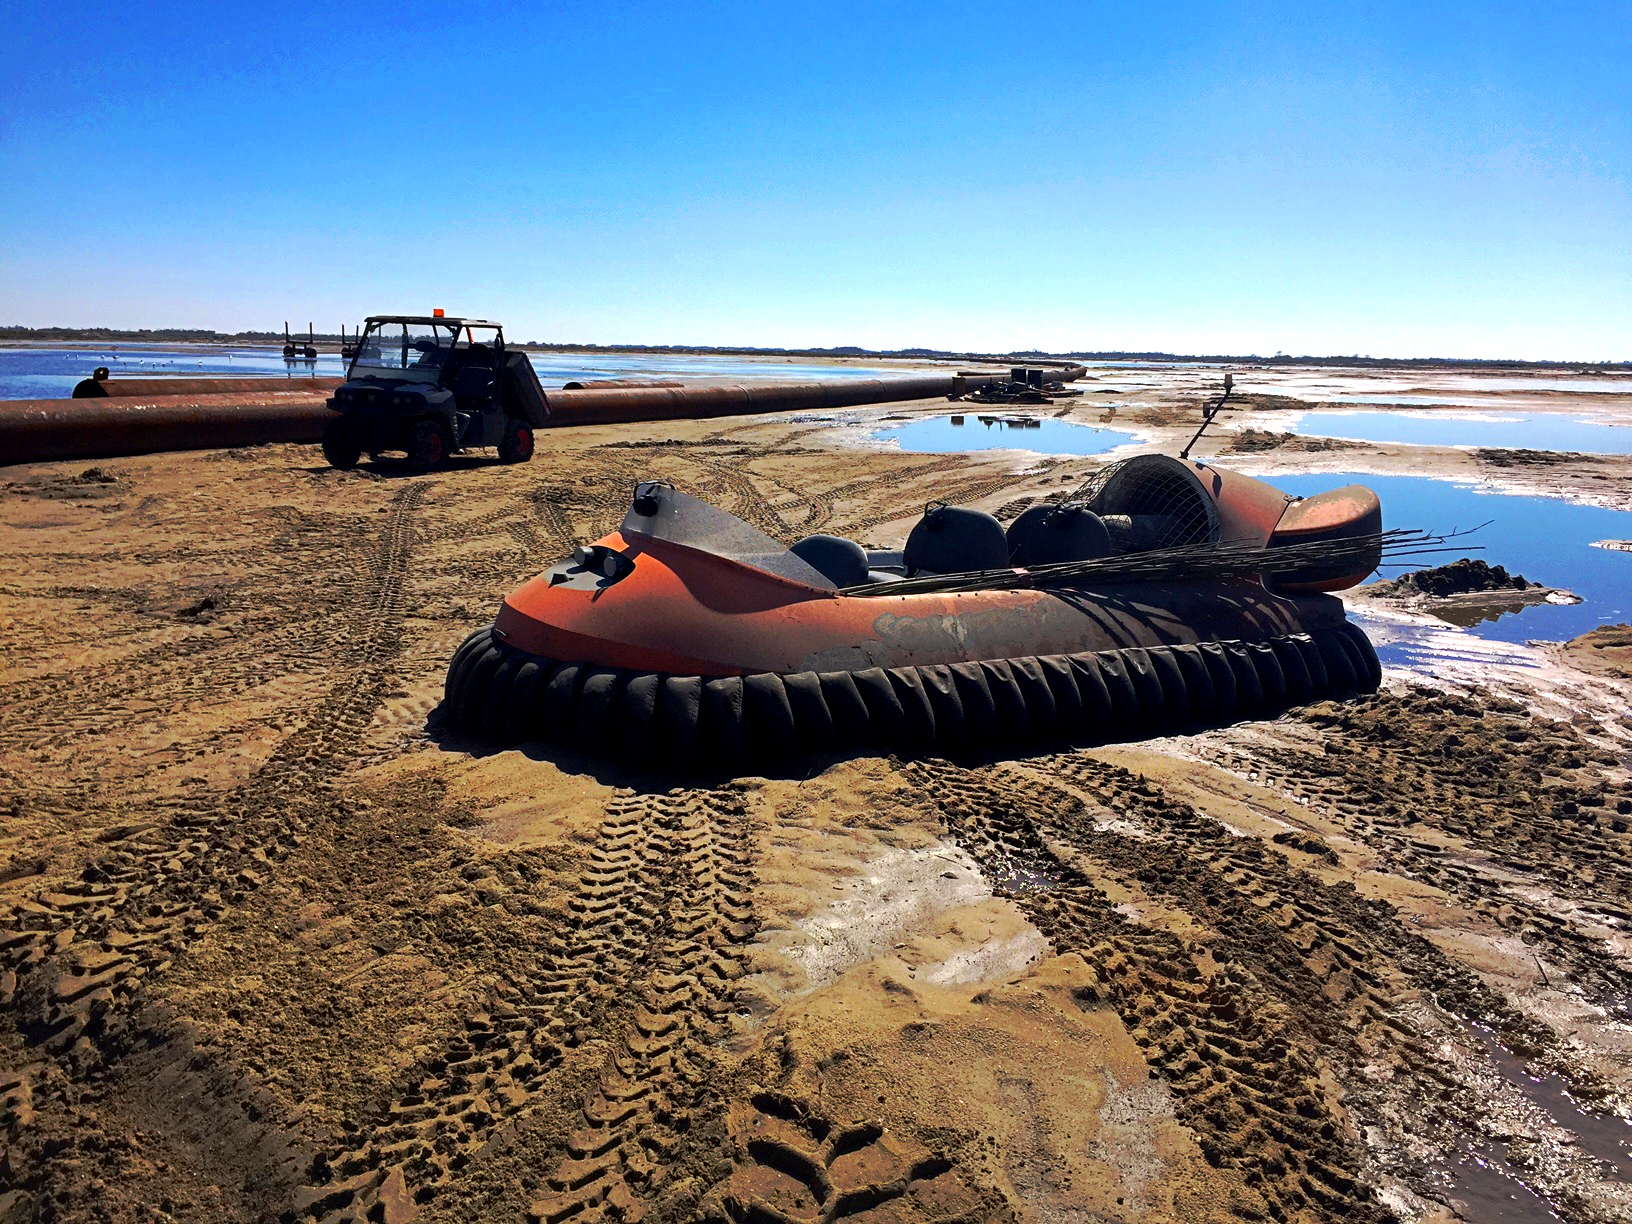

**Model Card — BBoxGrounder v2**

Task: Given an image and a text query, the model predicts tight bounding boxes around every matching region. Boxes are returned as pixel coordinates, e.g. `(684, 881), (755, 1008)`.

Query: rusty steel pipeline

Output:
(2, 366), (1084, 467)
(0, 393), (335, 464)
(72, 376), (344, 398)
(542, 375), (975, 425)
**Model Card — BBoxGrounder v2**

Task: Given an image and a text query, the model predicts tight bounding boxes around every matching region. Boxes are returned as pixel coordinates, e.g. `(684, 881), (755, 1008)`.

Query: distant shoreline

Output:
(0, 329), (1625, 372)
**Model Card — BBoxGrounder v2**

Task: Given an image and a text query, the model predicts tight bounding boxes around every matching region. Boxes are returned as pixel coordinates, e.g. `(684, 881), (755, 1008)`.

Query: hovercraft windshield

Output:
(620, 481), (837, 589)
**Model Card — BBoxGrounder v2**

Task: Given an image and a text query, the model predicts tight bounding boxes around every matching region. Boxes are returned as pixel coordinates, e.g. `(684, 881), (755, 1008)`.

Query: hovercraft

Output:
(443, 455), (1390, 767)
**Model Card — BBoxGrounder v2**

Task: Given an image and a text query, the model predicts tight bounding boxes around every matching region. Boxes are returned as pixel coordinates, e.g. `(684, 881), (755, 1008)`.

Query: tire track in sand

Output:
(898, 757), (1392, 1223)
(296, 785), (757, 1224)
(907, 751), (1629, 1222)
(0, 508), (380, 751)
(1218, 689), (1632, 1009)
(705, 1092), (985, 1224)
(0, 484), (425, 1058)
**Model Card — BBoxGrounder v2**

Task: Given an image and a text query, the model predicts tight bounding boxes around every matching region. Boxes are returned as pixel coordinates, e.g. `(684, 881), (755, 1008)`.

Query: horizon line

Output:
(1, 326), (1627, 370)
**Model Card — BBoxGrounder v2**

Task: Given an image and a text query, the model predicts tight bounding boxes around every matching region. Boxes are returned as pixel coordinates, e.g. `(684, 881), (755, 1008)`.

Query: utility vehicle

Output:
(322, 313), (548, 471)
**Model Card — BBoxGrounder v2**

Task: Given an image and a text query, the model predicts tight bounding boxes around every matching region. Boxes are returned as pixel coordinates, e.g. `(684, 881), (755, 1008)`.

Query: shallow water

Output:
(1413, 1023), (1630, 1223)
(1273, 376), (1632, 399)
(0, 345), (351, 399)
(1442, 1150), (1564, 1222)
(0, 344), (943, 401)
(1281, 411), (1632, 454)
(1275, 474), (1632, 645)
(1471, 1026), (1632, 1178)
(1310, 393), (1621, 409)
(875, 414), (1139, 455)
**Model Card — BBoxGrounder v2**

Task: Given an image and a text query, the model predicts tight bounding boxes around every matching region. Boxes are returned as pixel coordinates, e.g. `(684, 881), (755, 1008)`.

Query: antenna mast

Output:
(1179, 373), (1234, 460)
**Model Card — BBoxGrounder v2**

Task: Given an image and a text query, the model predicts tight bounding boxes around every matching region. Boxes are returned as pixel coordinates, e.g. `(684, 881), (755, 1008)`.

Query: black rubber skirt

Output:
(442, 622), (1380, 768)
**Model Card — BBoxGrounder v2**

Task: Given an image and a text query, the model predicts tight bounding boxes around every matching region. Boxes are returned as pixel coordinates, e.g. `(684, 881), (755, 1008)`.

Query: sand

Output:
(3, 364), (1632, 1224)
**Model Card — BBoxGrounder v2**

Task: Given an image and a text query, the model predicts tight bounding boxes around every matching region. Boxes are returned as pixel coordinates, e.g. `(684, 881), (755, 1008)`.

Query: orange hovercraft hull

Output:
(443, 457), (1383, 767)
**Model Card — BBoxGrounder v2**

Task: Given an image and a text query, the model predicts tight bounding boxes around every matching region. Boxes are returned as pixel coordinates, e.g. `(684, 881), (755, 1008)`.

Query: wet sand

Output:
(4, 365), (1632, 1224)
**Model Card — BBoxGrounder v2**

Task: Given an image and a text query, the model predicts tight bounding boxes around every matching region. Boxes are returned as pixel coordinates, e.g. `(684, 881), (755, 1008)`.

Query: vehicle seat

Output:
(454, 365), (496, 400)
(903, 503), (1009, 576)
(1006, 502), (1113, 566)
(790, 534), (870, 587)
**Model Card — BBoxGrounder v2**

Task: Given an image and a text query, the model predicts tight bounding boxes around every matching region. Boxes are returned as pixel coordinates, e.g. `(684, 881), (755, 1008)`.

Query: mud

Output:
(1374, 560), (1542, 599)
(1222, 429), (1361, 454)
(1560, 626), (1632, 680)
(1358, 559), (1579, 629)
(4, 364), (1632, 1224)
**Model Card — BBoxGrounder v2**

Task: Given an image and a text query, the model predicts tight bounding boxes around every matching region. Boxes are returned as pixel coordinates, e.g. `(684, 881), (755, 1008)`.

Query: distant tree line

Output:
(0, 326), (1624, 370)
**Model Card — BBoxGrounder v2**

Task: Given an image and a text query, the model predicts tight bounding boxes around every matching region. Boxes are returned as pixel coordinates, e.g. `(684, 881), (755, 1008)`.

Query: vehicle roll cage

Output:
(349, 316), (507, 380)
(361, 315), (504, 335)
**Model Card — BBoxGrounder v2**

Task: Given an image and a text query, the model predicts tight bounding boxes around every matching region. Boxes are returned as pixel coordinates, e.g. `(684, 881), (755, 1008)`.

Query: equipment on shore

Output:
(951, 366), (1085, 405)
(441, 456), (1398, 768)
(71, 374), (342, 399)
(1, 324), (1086, 467)
(1, 392), (339, 463)
(282, 322), (318, 362)
(1, 371), (1028, 466)
(321, 314), (548, 471)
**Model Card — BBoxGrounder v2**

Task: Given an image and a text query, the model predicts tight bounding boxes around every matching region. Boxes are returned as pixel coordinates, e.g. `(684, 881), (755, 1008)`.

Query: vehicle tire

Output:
(408, 420), (449, 472)
(498, 418), (535, 464)
(322, 417), (361, 470)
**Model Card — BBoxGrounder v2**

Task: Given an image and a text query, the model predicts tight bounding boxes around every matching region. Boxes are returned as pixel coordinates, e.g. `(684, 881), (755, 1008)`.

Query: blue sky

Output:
(2, 1), (1627, 358)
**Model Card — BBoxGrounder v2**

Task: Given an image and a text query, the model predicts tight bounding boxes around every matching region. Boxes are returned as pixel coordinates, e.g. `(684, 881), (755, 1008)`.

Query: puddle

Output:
(1280, 411), (1632, 454)
(1442, 1149), (1563, 1222)
(985, 857), (1060, 896)
(1470, 1025), (1632, 1177)
(874, 414), (1138, 455)
(1274, 474), (1632, 646)
(1419, 1024), (1632, 1222)
(780, 845), (993, 991)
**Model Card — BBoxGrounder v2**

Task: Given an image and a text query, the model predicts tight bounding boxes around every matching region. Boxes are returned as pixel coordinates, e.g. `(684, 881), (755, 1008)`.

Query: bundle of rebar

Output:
(841, 528), (1472, 596)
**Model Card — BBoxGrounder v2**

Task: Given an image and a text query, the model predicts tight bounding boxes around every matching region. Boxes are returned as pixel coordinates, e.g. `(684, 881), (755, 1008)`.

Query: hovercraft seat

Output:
(904, 503), (1009, 576)
(1005, 502), (1114, 567)
(790, 534), (869, 587)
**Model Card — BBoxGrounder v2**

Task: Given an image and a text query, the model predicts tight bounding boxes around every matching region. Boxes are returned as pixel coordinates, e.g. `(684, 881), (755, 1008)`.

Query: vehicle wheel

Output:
(408, 420), (449, 472)
(498, 418), (535, 464)
(322, 417), (360, 470)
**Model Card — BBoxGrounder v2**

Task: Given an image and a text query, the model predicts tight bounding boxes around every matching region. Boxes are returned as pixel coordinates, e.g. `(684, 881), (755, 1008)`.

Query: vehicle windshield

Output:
(451, 324), (502, 350)
(349, 321), (463, 382)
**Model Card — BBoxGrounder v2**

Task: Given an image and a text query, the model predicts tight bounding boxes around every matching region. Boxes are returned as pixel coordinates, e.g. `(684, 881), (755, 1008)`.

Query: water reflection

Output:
(1431, 596), (1559, 629)
(1276, 474), (1632, 646)
(1281, 411), (1632, 454)
(875, 415), (1138, 455)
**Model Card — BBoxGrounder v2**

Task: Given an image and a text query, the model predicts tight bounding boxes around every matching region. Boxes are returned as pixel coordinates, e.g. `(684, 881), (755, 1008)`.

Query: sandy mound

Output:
(1222, 428), (1359, 453)
(1559, 623), (1632, 679)
(1358, 557), (1579, 626)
